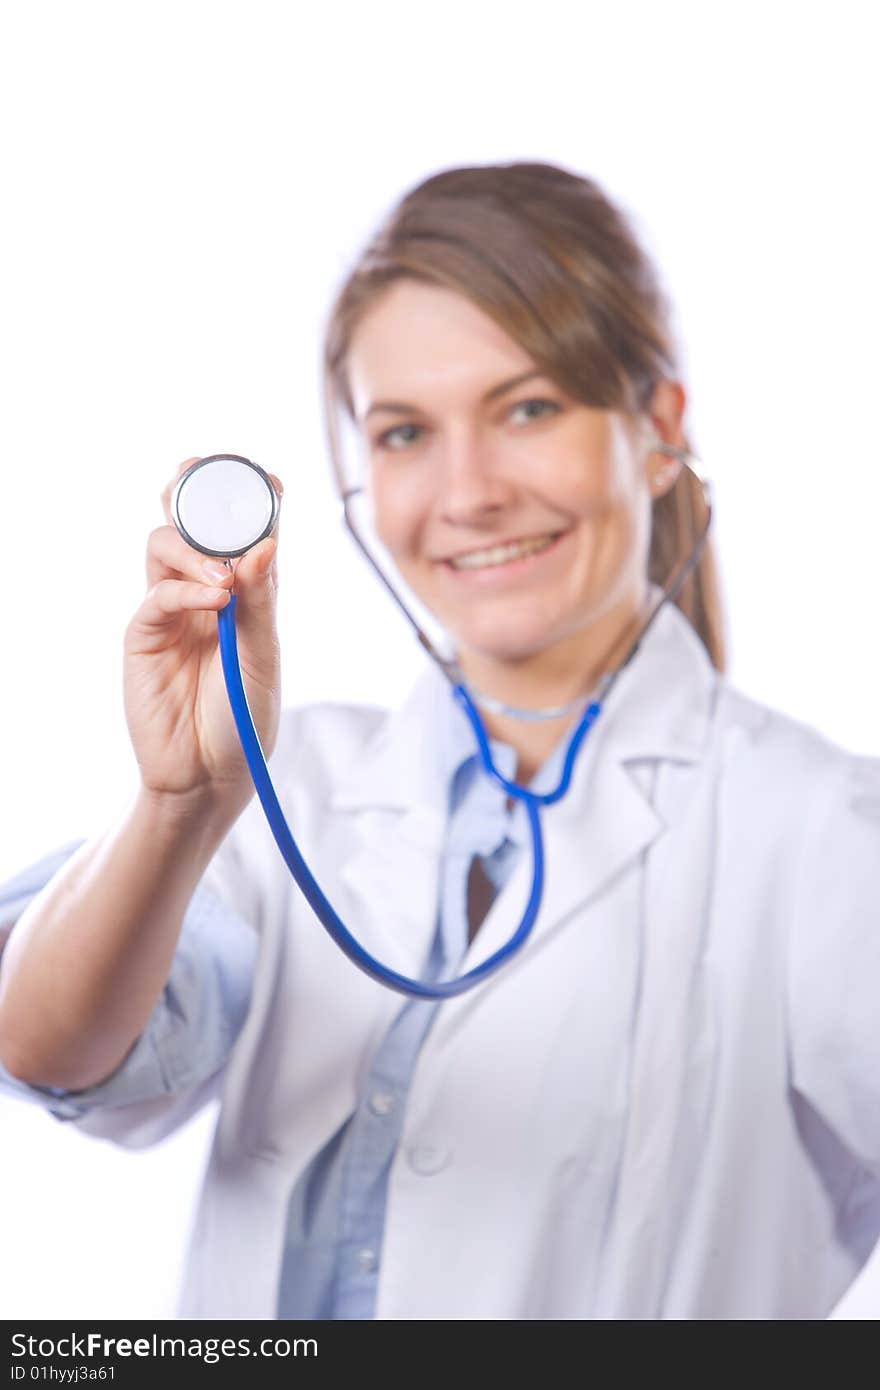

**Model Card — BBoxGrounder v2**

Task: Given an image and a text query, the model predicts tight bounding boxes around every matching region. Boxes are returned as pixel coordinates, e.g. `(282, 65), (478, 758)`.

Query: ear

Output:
(643, 380), (688, 501)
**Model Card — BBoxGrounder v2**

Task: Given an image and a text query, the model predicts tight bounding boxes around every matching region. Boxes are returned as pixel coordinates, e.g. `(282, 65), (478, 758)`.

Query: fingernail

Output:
(202, 560), (230, 583)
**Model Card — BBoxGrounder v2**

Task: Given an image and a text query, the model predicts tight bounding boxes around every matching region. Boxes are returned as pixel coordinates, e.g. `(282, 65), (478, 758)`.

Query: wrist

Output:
(133, 781), (242, 845)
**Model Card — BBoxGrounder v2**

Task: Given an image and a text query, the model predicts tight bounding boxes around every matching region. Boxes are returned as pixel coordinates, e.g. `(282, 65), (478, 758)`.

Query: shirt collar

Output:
(438, 680), (579, 845)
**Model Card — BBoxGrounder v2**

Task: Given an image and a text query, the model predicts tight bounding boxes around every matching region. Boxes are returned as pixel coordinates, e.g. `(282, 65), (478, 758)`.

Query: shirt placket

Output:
(330, 745), (521, 1318)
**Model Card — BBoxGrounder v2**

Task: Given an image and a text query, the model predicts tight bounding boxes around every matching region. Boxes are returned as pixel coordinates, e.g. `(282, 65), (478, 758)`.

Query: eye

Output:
(371, 397), (561, 452)
(374, 422), (423, 451)
(508, 397), (561, 425)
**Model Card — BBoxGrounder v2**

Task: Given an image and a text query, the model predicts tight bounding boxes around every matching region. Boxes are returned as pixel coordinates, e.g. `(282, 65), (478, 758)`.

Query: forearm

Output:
(0, 787), (238, 1090)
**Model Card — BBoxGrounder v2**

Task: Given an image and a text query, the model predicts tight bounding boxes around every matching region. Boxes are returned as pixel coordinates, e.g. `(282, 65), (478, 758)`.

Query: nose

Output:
(437, 425), (513, 523)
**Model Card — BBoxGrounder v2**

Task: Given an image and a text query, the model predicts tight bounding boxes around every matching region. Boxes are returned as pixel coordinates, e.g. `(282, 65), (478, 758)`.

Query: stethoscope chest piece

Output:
(171, 453), (279, 559)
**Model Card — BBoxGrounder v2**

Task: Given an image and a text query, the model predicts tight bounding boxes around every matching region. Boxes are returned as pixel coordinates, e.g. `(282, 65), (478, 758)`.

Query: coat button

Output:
(406, 1142), (452, 1174)
(368, 1090), (395, 1117)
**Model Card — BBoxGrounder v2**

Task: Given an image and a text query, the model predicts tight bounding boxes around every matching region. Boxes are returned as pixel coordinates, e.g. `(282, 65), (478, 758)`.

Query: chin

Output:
(453, 624), (555, 667)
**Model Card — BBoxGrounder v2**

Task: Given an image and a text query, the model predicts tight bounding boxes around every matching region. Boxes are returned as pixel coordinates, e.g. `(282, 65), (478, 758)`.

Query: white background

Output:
(1, 0), (878, 1319)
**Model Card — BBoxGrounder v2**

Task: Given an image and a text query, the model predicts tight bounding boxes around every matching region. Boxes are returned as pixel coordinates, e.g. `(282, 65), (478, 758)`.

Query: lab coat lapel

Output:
(460, 598), (717, 983)
(327, 598), (717, 988)
(468, 743), (663, 974)
(327, 664), (450, 979)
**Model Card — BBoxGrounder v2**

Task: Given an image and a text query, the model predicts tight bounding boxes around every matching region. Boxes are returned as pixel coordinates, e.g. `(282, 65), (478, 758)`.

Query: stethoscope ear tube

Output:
(216, 593), (550, 998)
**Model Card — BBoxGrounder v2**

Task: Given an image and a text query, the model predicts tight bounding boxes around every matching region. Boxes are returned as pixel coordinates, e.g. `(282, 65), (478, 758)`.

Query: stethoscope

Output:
(171, 445), (713, 999)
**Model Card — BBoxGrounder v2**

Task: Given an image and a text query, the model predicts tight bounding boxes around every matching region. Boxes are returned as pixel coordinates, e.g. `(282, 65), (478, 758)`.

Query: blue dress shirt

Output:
(0, 680), (573, 1320)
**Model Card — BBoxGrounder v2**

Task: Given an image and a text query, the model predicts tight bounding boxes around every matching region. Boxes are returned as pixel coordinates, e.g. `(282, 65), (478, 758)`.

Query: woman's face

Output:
(346, 280), (682, 673)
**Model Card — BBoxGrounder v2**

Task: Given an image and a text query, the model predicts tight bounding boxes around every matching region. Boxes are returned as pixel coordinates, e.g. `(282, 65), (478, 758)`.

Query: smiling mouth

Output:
(443, 531), (565, 570)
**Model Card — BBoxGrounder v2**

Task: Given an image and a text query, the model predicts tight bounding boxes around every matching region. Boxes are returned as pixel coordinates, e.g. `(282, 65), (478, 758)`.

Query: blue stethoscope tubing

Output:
(216, 594), (608, 999)
(216, 445), (711, 1000)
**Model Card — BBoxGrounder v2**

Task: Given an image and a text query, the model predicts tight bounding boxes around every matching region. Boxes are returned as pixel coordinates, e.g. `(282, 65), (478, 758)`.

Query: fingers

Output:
(139, 578), (232, 630)
(146, 524), (236, 591)
(228, 535), (278, 604)
(131, 460), (283, 663)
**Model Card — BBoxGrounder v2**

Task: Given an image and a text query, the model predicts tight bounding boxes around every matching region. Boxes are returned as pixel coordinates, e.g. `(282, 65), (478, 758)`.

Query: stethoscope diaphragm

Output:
(171, 454), (279, 559)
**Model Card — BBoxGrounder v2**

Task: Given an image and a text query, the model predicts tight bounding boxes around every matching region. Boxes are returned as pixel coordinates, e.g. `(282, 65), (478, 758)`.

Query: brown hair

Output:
(322, 160), (726, 672)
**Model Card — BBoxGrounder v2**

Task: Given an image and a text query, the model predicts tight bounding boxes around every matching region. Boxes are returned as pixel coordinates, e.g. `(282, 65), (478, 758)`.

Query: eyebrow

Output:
(360, 370), (547, 423)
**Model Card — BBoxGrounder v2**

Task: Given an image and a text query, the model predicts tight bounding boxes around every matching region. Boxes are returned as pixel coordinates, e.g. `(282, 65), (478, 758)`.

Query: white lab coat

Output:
(60, 598), (880, 1319)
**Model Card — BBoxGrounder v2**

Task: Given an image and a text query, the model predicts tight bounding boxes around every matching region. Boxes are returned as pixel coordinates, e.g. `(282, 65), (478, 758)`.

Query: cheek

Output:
(367, 470), (424, 556)
(548, 431), (630, 518)
(553, 466), (625, 530)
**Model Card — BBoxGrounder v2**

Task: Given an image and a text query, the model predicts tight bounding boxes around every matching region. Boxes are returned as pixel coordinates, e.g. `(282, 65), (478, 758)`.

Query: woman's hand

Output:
(122, 456), (283, 818)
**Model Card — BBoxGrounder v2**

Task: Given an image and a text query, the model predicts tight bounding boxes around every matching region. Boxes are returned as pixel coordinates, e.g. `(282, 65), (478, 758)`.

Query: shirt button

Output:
(357, 1247), (377, 1273)
(368, 1090), (395, 1117)
(407, 1143), (452, 1175)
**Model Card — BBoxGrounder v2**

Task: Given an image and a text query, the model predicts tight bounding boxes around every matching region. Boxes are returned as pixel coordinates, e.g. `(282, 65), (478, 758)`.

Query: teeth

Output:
(450, 533), (557, 569)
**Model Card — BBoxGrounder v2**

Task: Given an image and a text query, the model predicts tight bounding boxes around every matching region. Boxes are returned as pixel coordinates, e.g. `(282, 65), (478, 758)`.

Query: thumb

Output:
(227, 537), (279, 665)
(243, 536), (277, 586)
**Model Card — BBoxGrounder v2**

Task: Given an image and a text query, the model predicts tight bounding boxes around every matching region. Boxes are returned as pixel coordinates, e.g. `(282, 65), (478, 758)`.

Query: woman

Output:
(0, 161), (878, 1320)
